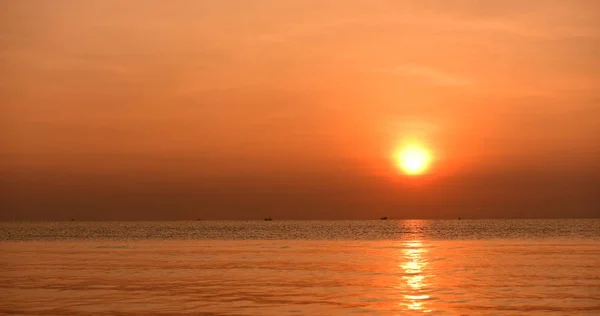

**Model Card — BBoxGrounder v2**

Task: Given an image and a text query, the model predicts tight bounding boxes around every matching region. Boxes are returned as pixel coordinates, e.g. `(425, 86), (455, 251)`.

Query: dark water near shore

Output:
(1, 220), (599, 315)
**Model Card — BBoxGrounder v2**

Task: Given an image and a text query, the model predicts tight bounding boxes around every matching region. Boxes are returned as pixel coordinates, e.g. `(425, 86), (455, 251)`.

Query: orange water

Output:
(1, 220), (599, 315)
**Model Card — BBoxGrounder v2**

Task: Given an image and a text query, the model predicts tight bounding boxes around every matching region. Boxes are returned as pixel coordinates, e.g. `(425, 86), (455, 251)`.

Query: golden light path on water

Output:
(398, 239), (432, 312)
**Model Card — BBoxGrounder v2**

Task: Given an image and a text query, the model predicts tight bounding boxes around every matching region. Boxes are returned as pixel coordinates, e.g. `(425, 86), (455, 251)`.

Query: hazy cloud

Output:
(375, 64), (473, 86)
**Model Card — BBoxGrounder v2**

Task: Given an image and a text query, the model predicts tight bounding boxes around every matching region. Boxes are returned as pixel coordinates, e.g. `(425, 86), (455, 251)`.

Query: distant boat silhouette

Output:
(196, 218), (202, 221)
(264, 216), (272, 221)
(380, 216), (388, 220)
(458, 217), (462, 220)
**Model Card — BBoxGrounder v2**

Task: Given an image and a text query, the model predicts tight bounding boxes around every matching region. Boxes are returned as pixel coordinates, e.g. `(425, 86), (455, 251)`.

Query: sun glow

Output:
(395, 145), (432, 175)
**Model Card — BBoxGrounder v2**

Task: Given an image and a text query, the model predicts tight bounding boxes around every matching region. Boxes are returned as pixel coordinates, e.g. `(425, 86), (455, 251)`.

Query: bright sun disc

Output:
(395, 145), (432, 175)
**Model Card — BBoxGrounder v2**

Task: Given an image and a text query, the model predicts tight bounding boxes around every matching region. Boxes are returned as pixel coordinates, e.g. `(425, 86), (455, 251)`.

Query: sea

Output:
(1, 219), (599, 315)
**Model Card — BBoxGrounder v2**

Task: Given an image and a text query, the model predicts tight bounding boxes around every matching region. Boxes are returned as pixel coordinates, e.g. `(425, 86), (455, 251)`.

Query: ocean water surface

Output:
(1, 219), (599, 315)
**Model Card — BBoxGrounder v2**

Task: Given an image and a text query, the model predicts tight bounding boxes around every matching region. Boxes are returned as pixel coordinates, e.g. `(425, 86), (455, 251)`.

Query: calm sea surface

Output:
(1, 220), (599, 315)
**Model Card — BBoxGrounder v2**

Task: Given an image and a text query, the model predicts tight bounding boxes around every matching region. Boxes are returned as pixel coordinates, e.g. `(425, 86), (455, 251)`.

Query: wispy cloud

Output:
(249, 6), (599, 44)
(375, 64), (473, 86)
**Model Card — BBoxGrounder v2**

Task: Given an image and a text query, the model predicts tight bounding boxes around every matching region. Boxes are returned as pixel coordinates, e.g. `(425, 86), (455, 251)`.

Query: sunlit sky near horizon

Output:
(1, 0), (599, 220)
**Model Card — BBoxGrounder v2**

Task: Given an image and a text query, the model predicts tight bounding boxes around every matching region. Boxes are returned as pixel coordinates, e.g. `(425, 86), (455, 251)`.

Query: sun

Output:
(395, 145), (432, 175)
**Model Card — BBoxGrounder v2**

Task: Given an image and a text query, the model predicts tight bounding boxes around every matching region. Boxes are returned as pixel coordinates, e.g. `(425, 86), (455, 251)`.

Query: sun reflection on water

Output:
(399, 240), (432, 312)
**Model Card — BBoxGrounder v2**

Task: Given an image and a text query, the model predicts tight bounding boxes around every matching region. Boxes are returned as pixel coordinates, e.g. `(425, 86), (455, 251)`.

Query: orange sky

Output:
(1, 0), (599, 220)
